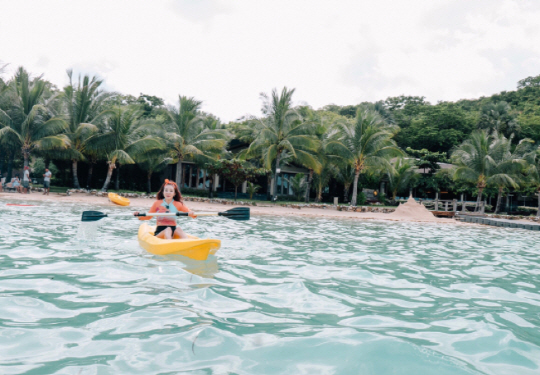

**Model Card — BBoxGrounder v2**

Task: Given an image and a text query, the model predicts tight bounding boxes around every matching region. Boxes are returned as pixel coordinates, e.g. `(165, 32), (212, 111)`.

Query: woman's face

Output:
(163, 185), (175, 199)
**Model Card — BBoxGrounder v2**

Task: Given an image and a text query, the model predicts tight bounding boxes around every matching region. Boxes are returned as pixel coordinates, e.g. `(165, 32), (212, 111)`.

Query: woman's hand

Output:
(188, 210), (197, 218)
(133, 211), (139, 216)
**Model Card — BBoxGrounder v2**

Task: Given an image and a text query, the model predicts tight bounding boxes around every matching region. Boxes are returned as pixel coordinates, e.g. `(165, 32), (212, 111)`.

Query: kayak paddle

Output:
(81, 207), (250, 222)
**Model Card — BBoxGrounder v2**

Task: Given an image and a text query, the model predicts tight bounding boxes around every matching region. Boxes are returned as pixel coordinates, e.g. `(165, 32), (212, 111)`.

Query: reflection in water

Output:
(152, 254), (219, 278)
(0, 201), (539, 374)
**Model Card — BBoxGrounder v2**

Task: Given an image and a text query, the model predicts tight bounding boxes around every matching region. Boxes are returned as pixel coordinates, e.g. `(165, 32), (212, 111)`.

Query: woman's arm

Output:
(174, 201), (196, 218)
(136, 201), (162, 220)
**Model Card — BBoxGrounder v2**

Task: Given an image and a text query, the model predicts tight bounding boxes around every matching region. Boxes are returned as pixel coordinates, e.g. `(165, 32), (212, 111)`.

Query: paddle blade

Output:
(81, 211), (108, 222)
(218, 207), (250, 221)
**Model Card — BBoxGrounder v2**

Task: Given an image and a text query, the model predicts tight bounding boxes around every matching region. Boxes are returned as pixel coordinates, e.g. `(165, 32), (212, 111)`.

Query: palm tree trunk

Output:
(101, 162), (115, 192)
(305, 169), (313, 203)
(147, 171), (152, 194)
(343, 183), (351, 203)
(272, 152), (281, 200)
(72, 160), (80, 189)
(475, 187), (484, 212)
(316, 183), (323, 203)
(495, 187), (503, 214)
(351, 171), (360, 206)
(86, 163), (94, 189)
(115, 164), (120, 190)
(266, 173), (272, 200)
(6, 151), (14, 180)
(23, 152), (29, 168)
(234, 185), (238, 201)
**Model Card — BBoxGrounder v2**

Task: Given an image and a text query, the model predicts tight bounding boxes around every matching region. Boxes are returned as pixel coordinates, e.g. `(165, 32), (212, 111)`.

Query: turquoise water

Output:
(1, 201), (539, 375)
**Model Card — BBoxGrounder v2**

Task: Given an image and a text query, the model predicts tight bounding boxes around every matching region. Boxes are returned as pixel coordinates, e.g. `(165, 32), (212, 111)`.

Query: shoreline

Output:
(1, 191), (463, 225)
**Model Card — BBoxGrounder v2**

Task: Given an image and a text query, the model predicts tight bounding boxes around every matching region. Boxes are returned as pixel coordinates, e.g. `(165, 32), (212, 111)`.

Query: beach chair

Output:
(4, 178), (18, 193)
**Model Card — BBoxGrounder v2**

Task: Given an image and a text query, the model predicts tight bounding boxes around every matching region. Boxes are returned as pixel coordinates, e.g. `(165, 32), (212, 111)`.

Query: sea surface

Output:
(1, 201), (539, 374)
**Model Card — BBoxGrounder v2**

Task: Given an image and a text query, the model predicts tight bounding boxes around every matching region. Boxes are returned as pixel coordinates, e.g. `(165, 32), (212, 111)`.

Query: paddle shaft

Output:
(81, 207), (249, 221)
(99, 212), (221, 218)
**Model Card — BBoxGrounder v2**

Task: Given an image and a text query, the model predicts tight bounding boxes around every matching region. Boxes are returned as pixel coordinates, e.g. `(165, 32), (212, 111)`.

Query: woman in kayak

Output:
(134, 179), (196, 239)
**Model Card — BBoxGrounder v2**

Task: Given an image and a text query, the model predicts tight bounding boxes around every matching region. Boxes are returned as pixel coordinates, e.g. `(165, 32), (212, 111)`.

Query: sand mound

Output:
(388, 196), (437, 221)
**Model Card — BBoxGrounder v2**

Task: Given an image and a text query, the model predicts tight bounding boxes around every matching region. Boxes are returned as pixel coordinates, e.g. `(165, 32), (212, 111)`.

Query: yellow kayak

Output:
(137, 223), (221, 260)
(108, 192), (130, 206)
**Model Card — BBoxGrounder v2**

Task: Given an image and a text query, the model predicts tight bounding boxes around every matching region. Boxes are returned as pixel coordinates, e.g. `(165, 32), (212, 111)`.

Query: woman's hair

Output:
(156, 179), (183, 202)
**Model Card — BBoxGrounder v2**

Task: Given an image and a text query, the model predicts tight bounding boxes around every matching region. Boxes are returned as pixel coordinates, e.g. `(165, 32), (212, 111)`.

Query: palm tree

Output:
(313, 163), (335, 202)
(335, 163), (355, 204)
(525, 148), (540, 216)
(87, 106), (164, 191)
(387, 157), (419, 201)
(451, 130), (527, 212)
(489, 134), (532, 213)
(247, 181), (260, 200)
(0, 67), (69, 167)
(331, 108), (403, 206)
(286, 173), (306, 201)
(62, 70), (113, 188)
(477, 101), (520, 138)
(248, 87), (319, 200)
(451, 130), (492, 211)
(165, 96), (229, 187)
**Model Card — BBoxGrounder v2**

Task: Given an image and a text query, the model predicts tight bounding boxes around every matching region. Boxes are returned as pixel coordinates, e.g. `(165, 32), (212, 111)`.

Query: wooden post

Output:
(188, 165), (193, 188)
(461, 193), (466, 212)
(435, 192), (439, 211)
(445, 201), (449, 212)
(452, 199), (457, 212)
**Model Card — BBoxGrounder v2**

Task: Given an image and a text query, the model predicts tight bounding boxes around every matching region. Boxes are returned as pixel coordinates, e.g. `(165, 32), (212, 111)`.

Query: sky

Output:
(1, 0), (540, 122)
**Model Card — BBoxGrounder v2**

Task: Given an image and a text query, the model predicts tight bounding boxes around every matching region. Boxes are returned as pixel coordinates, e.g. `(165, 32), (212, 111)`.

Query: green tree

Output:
(247, 87), (319, 200)
(387, 157), (419, 200)
(487, 134), (530, 213)
(335, 163), (355, 204)
(165, 96), (229, 186)
(87, 106), (164, 191)
(396, 102), (476, 153)
(62, 70), (113, 188)
(206, 159), (266, 200)
(451, 130), (525, 212)
(247, 181), (260, 199)
(286, 173), (306, 201)
(0, 67), (69, 167)
(331, 108), (403, 206)
(477, 101), (519, 138)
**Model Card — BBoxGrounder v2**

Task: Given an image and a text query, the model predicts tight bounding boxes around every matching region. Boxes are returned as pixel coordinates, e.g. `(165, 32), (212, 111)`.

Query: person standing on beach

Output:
(43, 168), (52, 195)
(23, 166), (31, 194)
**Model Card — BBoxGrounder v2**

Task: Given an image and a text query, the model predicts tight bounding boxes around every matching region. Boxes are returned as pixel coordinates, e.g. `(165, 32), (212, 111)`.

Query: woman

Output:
(134, 179), (196, 239)
(12, 175), (21, 193)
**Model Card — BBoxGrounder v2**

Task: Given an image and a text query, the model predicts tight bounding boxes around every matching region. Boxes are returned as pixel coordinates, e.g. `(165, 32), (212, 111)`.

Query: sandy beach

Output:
(1, 191), (459, 224)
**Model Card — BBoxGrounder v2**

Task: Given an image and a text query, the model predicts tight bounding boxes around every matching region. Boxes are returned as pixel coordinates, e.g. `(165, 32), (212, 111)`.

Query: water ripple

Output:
(1, 201), (539, 374)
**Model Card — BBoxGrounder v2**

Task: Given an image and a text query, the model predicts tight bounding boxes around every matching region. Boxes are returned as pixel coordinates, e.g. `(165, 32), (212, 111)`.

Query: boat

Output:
(108, 192), (130, 206)
(137, 223), (221, 260)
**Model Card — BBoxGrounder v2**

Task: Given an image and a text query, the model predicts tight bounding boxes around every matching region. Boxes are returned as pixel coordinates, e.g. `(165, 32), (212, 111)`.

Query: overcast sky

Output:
(1, 0), (539, 122)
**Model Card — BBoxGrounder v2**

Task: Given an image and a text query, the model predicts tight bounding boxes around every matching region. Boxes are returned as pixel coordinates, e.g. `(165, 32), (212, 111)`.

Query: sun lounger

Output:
(4, 178), (19, 193)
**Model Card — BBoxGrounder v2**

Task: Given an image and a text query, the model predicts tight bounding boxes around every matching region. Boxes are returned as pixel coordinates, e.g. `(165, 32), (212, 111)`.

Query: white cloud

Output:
(0, 0), (539, 121)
